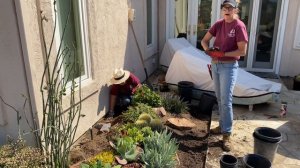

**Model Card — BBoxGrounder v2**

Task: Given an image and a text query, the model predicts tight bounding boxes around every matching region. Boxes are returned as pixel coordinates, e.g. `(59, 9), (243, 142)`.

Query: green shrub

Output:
(132, 85), (162, 107)
(0, 138), (47, 168)
(161, 92), (189, 114)
(122, 103), (158, 123)
(141, 130), (178, 168)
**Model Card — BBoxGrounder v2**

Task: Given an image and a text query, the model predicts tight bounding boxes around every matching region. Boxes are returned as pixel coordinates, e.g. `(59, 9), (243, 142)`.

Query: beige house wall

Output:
(279, 0), (300, 77)
(0, 0), (159, 146)
(0, 0), (37, 146)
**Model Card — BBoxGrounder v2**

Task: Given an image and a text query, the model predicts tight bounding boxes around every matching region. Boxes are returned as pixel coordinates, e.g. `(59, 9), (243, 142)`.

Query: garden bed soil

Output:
(69, 105), (210, 168)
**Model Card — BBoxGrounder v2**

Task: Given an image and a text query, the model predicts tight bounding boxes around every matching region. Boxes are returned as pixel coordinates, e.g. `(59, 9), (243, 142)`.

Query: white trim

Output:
(146, 0), (158, 59)
(79, 0), (92, 80)
(275, 0), (289, 74)
(210, 0), (222, 47)
(215, 0), (222, 21)
(293, 4), (300, 49)
(246, 0), (260, 69)
(187, 0), (199, 46)
(242, 67), (274, 73)
(166, 0), (175, 39)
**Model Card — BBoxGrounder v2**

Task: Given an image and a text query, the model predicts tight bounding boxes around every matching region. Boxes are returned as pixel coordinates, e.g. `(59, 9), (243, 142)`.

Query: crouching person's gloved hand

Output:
(205, 47), (224, 58)
(107, 110), (114, 118)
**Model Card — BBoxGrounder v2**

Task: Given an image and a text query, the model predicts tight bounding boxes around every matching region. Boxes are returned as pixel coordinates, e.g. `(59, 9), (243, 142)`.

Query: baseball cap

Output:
(221, 0), (237, 8)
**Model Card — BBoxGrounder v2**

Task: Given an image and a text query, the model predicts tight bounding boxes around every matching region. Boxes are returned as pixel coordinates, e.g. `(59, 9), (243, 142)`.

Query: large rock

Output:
(153, 107), (167, 116)
(166, 118), (196, 130)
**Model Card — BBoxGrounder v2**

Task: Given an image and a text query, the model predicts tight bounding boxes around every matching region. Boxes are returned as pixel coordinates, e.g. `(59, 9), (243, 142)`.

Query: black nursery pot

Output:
(220, 154), (238, 168)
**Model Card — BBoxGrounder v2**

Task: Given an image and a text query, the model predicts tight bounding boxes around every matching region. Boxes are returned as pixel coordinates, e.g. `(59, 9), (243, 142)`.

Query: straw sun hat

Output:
(110, 68), (130, 85)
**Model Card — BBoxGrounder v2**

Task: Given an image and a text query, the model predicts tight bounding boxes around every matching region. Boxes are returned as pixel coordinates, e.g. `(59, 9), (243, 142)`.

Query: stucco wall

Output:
(158, 0), (167, 56)
(279, 0), (300, 76)
(0, 0), (36, 145)
(5, 0), (160, 146)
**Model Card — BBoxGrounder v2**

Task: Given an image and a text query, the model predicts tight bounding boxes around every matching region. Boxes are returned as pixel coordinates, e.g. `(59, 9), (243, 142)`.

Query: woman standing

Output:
(201, 0), (248, 151)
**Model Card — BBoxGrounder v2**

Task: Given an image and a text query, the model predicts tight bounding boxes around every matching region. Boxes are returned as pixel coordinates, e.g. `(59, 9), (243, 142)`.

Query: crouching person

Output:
(107, 68), (141, 117)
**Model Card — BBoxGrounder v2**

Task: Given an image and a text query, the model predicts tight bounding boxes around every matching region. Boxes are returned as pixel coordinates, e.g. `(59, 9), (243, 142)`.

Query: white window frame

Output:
(145, 0), (158, 59)
(52, 0), (91, 88)
(293, 7), (300, 49)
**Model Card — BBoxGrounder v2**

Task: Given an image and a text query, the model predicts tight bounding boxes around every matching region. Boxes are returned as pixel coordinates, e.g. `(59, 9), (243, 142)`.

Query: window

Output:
(294, 9), (300, 49)
(146, 0), (157, 58)
(56, 0), (90, 82)
(147, 0), (152, 45)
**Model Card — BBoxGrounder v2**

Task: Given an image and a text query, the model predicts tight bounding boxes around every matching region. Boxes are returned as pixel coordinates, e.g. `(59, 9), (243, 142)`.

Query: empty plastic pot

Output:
(254, 127), (282, 143)
(220, 154), (238, 168)
(253, 127), (282, 162)
(243, 154), (271, 168)
(178, 81), (194, 103)
(198, 93), (217, 115)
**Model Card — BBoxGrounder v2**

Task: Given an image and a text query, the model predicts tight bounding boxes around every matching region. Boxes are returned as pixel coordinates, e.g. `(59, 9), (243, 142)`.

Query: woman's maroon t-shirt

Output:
(209, 19), (248, 61)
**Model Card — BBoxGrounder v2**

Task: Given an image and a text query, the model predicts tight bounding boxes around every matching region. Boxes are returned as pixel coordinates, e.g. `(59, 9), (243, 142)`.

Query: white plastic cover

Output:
(161, 38), (282, 98)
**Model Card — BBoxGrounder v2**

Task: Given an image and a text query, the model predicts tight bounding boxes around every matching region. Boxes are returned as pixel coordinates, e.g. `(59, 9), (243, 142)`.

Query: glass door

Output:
(171, 0), (215, 48)
(173, 0), (188, 39)
(196, 0), (213, 50)
(252, 0), (282, 69)
(168, 0), (284, 71)
(237, 0), (253, 68)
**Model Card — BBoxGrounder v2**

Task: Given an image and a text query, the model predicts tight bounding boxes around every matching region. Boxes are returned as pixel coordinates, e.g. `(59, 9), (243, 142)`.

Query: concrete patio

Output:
(206, 78), (300, 168)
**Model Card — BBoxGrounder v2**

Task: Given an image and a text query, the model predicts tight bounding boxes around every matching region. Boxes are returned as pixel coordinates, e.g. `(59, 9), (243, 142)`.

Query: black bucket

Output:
(198, 93), (217, 115)
(178, 81), (194, 103)
(220, 154), (238, 168)
(243, 154), (272, 168)
(293, 76), (300, 90)
(253, 127), (282, 162)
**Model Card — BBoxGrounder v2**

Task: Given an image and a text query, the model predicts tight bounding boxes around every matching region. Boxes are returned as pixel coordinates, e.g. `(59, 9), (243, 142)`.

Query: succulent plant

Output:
(138, 113), (152, 123)
(149, 119), (163, 131)
(115, 137), (138, 162)
(87, 150), (115, 166)
(135, 119), (148, 127)
(122, 103), (158, 123)
(141, 129), (178, 168)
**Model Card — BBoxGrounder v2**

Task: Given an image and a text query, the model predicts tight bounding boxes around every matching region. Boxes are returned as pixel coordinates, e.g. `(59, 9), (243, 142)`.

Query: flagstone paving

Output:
(206, 79), (300, 168)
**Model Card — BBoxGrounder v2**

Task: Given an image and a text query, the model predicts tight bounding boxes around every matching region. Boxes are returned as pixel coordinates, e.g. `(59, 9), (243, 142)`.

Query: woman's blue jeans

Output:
(211, 62), (238, 134)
